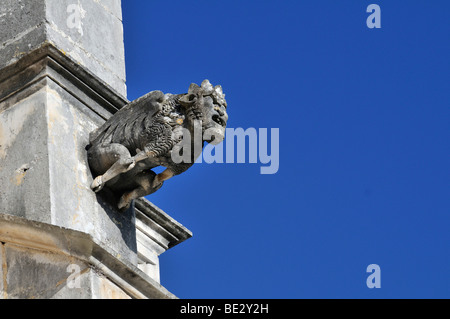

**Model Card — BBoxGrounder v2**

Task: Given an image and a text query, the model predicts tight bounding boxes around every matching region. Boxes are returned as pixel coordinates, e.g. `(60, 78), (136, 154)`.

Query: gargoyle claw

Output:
(91, 176), (104, 193)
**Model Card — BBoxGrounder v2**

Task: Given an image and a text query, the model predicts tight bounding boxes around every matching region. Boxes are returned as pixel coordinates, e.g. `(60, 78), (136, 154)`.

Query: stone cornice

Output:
(0, 213), (177, 299)
(0, 42), (128, 117)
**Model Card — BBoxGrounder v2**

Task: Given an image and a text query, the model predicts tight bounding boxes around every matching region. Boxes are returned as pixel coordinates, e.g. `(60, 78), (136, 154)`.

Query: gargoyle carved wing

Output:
(89, 90), (165, 146)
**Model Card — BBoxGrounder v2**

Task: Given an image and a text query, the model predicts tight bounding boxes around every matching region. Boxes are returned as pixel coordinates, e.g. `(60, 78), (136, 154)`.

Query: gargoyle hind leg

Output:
(89, 144), (136, 192)
(118, 168), (174, 210)
(133, 149), (176, 188)
(152, 168), (175, 189)
(117, 170), (163, 210)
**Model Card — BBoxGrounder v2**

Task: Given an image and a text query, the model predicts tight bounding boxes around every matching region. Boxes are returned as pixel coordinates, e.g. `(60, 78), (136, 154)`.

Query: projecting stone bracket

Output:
(0, 42), (127, 117)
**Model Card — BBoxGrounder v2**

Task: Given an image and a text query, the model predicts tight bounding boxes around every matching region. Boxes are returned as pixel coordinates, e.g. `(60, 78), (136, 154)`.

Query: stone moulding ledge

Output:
(0, 42), (128, 117)
(0, 213), (176, 299)
(135, 198), (193, 249)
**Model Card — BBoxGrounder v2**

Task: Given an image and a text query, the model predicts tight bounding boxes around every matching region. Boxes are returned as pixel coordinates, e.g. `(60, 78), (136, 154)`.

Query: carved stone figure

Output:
(87, 80), (228, 210)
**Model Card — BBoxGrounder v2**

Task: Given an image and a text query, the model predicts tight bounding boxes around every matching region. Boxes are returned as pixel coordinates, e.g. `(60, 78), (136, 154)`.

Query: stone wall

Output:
(0, 0), (192, 299)
(0, 0), (126, 97)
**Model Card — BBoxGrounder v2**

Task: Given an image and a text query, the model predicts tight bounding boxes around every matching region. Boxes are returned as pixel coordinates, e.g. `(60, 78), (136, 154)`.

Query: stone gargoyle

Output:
(86, 80), (228, 210)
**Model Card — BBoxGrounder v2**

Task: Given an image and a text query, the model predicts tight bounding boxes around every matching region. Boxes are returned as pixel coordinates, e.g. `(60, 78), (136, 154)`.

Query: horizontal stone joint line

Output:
(91, 0), (123, 22)
(0, 22), (46, 48)
(29, 265), (90, 299)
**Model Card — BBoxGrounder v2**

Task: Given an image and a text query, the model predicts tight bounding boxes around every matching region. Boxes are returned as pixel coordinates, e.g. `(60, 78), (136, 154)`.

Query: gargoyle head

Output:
(178, 80), (228, 145)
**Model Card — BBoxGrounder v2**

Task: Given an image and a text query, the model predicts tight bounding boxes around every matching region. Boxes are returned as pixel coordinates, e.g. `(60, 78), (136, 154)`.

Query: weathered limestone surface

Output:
(0, 44), (192, 298)
(4, 244), (90, 299)
(0, 0), (126, 97)
(0, 55), (137, 264)
(0, 213), (179, 299)
(0, 0), (192, 299)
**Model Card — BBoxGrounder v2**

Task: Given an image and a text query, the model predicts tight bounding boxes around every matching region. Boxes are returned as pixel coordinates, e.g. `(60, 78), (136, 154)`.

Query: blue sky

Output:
(122, 1), (450, 298)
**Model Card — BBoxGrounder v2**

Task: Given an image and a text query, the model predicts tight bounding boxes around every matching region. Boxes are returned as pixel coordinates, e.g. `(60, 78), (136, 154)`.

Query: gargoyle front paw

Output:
(91, 176), (104, 193)
(124, 158), (136, 172)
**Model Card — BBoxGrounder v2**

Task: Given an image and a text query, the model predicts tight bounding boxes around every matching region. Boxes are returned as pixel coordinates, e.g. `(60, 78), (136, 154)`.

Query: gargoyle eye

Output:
(212, 115), (223, 126)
